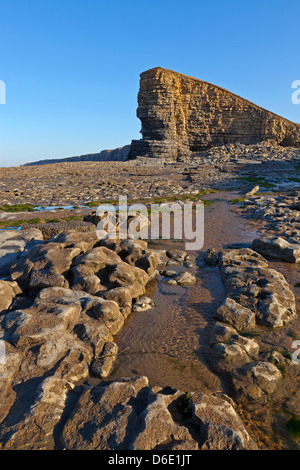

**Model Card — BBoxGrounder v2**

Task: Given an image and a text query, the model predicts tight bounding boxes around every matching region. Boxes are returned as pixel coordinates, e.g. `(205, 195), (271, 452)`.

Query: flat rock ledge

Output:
(236, 193), (300, 248)
(208, 247), (297, 403)
(0, 228), (258, 450)
(253, 237), (300, 263)
(0, 228), (163, 449)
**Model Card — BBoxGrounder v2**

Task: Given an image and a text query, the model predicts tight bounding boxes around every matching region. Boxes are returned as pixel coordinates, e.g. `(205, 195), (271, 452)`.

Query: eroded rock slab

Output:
(61, 377), (257, 450)
(232, 361), (282, 402)
(91, 341), (118, 379)
(0, 229), (44, 278)
(0, 280), (22, 314)
(253, 237), (300, 263)
(219, 248), (296, 328)
(207, 247), (296, 402)
(0, 230), (163, 449)
(214, 297), (256, 332)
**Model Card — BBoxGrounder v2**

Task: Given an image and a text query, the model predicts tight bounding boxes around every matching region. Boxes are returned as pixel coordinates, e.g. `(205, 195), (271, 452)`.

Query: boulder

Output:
(214, 297), (256, 331)
(219, 248), (296, 328)
(101, 287), (133, 318)
(0, 229), (43, 278)
(212, 342), (251, 365)
(0, 375), (69, 449)
(132, 296), (153, 312)
(37, 287), (123, 335)
(62, 376), (149, 450)
(211, 322), (259, 368)
(0, 280), (22, 315)
(91, 342), (118, 379)
(166, 249), (187, 263)
(118, 239), (159, 278)
(0, 340), (24, 423)
(70, 246), (150, 300)
(249, 361), (282, 394)
(253, 237), (300, 263)
(205, 248), (219, 266)
(232, 361), (282, 402)
(174, 271), (196, 286)
(4, 298), (82, 348)
(191, 392), (257, 450)
(10, 242), (82, 293)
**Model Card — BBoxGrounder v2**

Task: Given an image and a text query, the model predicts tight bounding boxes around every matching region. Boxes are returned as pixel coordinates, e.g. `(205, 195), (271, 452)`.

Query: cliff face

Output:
(129, 67), (300, 161)
(24, 145), (130, 166)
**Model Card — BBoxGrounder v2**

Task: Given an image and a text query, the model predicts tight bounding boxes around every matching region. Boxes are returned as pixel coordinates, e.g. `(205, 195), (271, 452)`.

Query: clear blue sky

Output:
(0, 0), (299, 166)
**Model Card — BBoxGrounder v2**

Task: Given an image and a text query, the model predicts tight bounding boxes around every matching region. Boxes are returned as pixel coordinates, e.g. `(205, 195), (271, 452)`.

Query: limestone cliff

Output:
(24, 145), (130, 166)
(129, 67), (300, 161)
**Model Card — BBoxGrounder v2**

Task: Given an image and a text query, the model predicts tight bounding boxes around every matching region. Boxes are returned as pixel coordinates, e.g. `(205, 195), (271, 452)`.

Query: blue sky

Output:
(0, 0), (299, 166)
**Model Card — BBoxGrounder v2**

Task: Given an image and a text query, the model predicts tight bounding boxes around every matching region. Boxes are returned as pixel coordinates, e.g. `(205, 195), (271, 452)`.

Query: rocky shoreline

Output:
(0, 142), (300, 209)
(0, 226), (257, 450)
(1, 144), (300, 450)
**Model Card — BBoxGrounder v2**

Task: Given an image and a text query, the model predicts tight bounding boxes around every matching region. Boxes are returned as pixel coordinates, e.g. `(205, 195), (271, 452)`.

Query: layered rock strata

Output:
(129, 67), (300, 161)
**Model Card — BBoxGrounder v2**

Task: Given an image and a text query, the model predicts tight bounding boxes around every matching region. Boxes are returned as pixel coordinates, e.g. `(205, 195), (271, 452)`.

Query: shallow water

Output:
(109, 192), (258, 392)
(0, 226), (22, 231)
(33, 205), (89, 211)
(107, 191), (300, 449)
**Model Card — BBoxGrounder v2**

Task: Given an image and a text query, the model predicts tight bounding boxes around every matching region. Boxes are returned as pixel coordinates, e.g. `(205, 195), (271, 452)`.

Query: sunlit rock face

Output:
(129, 67), (300, 161)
